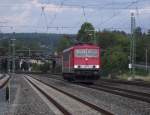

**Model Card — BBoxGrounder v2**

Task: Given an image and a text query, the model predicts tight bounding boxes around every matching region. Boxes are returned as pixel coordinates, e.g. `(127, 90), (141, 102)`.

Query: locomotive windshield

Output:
(87, 49), (98, 57)
(75, 49), (98, 57)
(75, 49), (86, 57)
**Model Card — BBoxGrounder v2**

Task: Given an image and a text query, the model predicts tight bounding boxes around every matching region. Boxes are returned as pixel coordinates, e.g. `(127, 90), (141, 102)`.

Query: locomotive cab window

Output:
(75, 49), (98, 57)
(87, 49), (98, 57)
(75, 49), (86, 57)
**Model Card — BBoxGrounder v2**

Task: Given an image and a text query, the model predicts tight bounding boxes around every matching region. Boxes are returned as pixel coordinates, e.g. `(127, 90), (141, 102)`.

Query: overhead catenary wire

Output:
(96, 0), (142, 28)
(0, 0), (149, 9)
(41, 6), (48, 32)
(82, 6), (87, 22)
(0, 0), (149, 33)
(49, 0), (66, 27)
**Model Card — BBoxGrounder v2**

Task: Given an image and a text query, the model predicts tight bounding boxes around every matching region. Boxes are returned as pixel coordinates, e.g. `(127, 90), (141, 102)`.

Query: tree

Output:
(134, 27), (142, 39)
(96, 30), (129, 76)
(0, 40), (9, 53)
(97, 30), (129, 51)
(77, 22), (95, 43)
(102, 46), (128, 77)
(136, 38), (150, 63)
(57, 35), (73, 52)
(40, 63), (50, 73)
(147, 29), (150, 37)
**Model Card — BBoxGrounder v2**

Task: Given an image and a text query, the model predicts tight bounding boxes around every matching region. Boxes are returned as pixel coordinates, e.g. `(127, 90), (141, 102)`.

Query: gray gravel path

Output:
(0, 74), (55, 115)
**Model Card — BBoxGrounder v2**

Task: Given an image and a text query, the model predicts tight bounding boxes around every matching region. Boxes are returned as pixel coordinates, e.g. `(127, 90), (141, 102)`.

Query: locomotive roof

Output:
(63, 43), (99, 53)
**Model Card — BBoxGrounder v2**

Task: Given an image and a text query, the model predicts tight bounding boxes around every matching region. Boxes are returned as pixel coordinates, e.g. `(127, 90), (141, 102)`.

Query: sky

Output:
(0, 0), (150, 34)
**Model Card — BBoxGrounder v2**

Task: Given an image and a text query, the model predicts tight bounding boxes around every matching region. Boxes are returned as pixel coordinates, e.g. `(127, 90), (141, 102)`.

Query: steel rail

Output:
(99, 79), (150, 88)
(27, 75), (113, 115)
(83, 84), (150, 103)
(29, 74), (150, 103)
(25, 76), (71, 115)
(0, 75), (10, 89)
(46, 74), (150, 103)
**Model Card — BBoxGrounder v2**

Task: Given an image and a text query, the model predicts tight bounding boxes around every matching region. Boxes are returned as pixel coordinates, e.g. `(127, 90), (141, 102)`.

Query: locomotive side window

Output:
(63, 51), (69, 61)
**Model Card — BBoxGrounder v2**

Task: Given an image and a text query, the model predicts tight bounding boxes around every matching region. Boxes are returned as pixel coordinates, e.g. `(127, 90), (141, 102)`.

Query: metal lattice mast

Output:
(131, 12), (136, 76)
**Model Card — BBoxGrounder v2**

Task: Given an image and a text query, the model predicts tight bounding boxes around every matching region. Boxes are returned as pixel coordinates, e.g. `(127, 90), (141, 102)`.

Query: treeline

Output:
(0, 33), (76, 54)
(0, 23), (150, 76)
(57, 22), (150, 76)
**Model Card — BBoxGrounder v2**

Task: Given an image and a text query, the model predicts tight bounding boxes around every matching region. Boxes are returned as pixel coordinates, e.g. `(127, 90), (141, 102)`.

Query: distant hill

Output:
(0, 33), (76, 53)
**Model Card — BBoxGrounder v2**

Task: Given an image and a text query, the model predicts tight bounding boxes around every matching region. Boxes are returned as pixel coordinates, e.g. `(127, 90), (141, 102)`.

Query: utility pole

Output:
(7, 36), (11, 103)
(94, 31), (96, 44)
(7, 37), (11, 73)
(146, 48), (148, 72)
(28, 48), (31, 72)
(29, 48), (31, 57)
(12, 32), (16, 73)
(131, 12), (136, 77)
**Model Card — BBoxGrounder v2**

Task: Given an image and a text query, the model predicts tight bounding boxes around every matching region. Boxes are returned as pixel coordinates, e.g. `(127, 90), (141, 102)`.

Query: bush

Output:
(40, 63), (50, 73)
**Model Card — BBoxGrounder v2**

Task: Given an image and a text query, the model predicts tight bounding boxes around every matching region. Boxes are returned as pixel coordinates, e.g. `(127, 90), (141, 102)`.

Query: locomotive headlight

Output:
(74, 65), (78, 68)
(95, 65), (99, 68)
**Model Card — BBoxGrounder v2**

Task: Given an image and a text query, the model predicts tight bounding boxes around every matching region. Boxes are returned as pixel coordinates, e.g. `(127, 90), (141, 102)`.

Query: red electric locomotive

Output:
(62, 43), (101, 82)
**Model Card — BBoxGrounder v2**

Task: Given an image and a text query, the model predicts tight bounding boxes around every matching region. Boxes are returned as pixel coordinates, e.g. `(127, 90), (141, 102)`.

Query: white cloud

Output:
(30, 0), (87, 13)
(1, 0), (150, 33)
(2, 4), (32, 27)
(138, 7), (150, 15)
(31, 0), (64, 13)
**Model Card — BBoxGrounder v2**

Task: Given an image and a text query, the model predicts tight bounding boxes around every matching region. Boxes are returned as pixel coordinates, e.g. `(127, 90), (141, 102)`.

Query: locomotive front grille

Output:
(74, 69), (100, 76)
(74, 65), (100, 69)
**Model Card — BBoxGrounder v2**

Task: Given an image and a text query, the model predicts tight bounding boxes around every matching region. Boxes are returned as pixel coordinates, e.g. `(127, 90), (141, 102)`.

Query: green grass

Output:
(116, 73), (150, 82)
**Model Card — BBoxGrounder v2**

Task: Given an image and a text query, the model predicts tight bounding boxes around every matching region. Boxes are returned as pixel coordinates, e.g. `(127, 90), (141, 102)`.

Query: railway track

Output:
(42, 74), (150, 103)
(52, 73), (150, 87)
(99, 79), (150, 88)
(28, 74), (150, 104)
(52, 74), (150, 88)
(25, 75), (113, 115)
(83, 84), (150, 103)
(0, 74), (5, 80)
(0, 74), (10, 89)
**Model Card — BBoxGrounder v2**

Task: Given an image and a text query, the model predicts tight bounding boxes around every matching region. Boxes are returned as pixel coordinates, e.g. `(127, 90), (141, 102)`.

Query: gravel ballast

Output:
(95, 80), (150, 94)
(32, 74), (150, 115)
(0, 74), (55, 115)
(26, 76), (101, 115)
